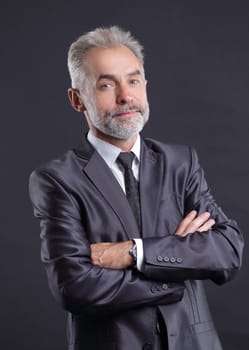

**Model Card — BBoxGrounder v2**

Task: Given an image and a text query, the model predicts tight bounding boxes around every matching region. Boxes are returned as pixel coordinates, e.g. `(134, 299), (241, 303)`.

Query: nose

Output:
(116, 84), (134, 105)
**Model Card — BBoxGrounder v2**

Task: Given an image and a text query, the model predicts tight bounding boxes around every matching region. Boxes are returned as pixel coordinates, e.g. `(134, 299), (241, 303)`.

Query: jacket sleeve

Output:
(29, 169), (184, 315)
(142, 147), (244, 285)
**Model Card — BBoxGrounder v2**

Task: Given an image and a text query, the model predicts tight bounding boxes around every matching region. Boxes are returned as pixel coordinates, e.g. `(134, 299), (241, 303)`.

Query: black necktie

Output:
(117, 152), (141, 231)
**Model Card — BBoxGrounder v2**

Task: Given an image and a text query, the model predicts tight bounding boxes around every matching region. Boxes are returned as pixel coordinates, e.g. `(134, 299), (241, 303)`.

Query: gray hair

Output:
(67, 26), (144, 89)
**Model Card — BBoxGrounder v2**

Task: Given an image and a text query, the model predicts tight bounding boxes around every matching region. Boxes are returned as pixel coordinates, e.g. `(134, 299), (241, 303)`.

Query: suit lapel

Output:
(139, 140), (164, 238)
(74, 138), (140, 240)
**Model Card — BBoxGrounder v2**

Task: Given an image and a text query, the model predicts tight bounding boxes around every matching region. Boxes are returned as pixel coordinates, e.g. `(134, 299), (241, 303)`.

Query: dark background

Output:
(1, 1), (248, 349)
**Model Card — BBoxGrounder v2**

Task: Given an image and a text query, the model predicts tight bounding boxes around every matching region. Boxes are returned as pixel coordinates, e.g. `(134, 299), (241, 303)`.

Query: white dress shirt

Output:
(87, 130), (144, 270)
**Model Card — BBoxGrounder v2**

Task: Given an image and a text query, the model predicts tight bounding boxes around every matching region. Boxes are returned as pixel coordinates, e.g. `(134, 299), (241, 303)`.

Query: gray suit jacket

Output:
(29, 137), (243, 350)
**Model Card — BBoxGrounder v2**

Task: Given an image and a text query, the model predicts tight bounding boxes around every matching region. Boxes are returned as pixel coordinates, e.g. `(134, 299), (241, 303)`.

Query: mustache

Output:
(108, 105), (143, 118)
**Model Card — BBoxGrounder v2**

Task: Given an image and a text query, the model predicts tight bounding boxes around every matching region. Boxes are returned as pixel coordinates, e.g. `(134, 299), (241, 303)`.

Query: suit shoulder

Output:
(144, 137), (197, 161)
(31, 149), (75, 176)
(29, 149), (78, 189)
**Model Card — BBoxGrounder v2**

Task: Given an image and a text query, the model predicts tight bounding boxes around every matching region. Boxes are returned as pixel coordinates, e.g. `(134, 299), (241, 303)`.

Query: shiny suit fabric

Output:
(29, 137), (243, 350)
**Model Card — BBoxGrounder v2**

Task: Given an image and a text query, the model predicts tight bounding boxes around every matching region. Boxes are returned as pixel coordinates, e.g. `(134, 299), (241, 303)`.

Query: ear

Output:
(67, 88), (85, 112)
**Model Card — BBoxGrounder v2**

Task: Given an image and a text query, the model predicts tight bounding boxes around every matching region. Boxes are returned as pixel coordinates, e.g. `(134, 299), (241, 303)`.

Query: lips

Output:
(115, 109), (140, 118)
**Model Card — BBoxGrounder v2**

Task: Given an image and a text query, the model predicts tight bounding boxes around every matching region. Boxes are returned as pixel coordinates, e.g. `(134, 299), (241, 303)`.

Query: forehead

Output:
(84, 45), (142, 78)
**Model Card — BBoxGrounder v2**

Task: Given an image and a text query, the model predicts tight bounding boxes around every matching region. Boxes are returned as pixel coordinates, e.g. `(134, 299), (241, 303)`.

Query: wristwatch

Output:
(129, 241), (137, 264)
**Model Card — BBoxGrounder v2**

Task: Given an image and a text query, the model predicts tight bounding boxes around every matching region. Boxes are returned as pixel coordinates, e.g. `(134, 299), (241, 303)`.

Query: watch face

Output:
(132, 244), (137, 261)
(133, 245), (137, 258)
(129, 243), (137, 262)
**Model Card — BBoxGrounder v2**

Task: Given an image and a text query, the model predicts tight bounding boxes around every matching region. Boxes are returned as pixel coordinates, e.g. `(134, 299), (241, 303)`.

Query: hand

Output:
(175, 210), (215, 237)
(91, 240), (134, 269)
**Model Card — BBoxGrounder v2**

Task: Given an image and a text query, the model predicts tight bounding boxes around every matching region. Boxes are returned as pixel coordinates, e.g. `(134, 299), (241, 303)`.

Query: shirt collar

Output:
(87, 130), (141, 167)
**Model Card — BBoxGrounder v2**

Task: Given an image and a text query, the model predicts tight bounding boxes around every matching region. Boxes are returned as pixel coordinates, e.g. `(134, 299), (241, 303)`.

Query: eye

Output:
(102, 83), (111, 88)
(100, 83), (111, 89)
(129, 79), (140, 85)
(98, 81), (115, 90)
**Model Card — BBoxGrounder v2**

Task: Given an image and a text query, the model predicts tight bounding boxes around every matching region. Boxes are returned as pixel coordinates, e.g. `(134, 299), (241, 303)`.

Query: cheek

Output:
(135, 84), (147, 98)
(95, 94), (116, 111)
(137, 90), (148, 104)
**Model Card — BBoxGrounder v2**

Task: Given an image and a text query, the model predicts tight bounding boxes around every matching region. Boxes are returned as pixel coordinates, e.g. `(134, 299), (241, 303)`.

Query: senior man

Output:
(29, 26), (243, 350)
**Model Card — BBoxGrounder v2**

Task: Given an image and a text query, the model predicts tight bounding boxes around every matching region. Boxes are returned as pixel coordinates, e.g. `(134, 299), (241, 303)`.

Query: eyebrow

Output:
(97, 69), (142, 82)
(127, 69), (141, 77)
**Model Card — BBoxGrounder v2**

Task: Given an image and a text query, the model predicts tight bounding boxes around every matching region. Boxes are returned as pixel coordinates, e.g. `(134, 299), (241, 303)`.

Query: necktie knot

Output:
(117, 152), (135, 170)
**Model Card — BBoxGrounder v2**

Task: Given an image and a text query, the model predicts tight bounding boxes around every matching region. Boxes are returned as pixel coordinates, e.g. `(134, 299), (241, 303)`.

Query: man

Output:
(29, 26), (243, 350)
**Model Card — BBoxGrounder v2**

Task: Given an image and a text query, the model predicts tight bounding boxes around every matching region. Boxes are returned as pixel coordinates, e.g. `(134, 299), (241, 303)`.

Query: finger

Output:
(90, 244), (104, 265)
(90, 247), (99, 265)
(175, 210), (197, 235)
(185, 212), (211, 233)
(197, 219), (216, 232)
(91, 253), (99, 266)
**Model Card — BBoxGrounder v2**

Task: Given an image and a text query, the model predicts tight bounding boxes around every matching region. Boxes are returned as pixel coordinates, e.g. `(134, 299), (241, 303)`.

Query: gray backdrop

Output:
(1, 1), (248, 349)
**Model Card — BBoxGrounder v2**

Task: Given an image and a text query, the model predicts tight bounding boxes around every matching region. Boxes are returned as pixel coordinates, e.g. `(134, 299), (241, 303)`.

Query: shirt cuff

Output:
(133, 238), (144, 271)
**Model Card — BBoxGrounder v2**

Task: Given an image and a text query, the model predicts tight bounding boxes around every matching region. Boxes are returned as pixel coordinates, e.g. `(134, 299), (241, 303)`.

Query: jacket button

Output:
(170, 257), (176, 263)
(157, 255), (163, 262)
(176, 257), (183, 263)
(162, 283), (168, 290)
(143, 343), (152, 350)
(151, 285), (157, 293)
(163, 256), (170, 262)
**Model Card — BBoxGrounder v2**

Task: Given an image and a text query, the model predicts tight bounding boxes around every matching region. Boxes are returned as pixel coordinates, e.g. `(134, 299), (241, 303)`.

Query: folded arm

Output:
(90, 210), (215, 268)
(141, 148), (243, 285)
(90, 148), (244, 285)
(29, 170), (184, 315)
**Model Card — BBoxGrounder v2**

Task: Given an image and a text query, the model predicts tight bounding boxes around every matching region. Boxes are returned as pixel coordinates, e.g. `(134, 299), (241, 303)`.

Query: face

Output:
(77, 46), (149, 142)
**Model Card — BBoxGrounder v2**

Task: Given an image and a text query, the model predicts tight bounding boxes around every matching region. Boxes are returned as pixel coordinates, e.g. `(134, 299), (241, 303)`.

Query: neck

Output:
(91, 128), (138, 152)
